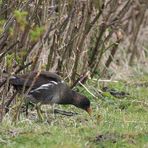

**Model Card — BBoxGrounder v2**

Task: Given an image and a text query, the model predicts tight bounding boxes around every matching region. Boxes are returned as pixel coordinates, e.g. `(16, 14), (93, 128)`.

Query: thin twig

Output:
(14, 61), (33, 74)
(0, 61), (33, 88)
(78, 81), (98, 99)
(5, 91), (18, 113)
(93, 79), (118, 83)
(0, 40), (19, 61)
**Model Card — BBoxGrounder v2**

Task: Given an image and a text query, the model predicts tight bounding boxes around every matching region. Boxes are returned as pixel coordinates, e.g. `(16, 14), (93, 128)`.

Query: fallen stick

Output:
(53, 109), (78, 116)
(93, 79), (118, 83)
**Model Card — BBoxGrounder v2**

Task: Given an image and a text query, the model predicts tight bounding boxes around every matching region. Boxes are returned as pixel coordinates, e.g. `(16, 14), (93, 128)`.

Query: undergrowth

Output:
(0, 75), (148, 148)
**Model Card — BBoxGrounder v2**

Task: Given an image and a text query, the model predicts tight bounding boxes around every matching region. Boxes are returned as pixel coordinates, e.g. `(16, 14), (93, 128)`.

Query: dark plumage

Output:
(27, 81), (91, 112)
(9, 71), (62, 91)
(9, 71), (92, 119)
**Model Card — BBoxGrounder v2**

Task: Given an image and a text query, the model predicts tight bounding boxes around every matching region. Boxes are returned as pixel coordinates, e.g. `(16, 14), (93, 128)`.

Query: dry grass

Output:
(0, 75), (148, 147)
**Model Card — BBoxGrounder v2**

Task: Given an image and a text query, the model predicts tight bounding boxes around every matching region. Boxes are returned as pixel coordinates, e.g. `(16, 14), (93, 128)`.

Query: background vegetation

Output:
(0, 0), (148, 147)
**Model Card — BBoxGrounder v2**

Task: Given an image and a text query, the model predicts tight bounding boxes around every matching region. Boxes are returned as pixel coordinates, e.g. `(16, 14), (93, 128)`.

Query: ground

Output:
(0, 75), (148, 148)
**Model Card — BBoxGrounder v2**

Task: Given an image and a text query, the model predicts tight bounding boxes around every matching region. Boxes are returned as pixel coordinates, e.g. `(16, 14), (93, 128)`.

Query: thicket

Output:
(0, 0), (147, 121)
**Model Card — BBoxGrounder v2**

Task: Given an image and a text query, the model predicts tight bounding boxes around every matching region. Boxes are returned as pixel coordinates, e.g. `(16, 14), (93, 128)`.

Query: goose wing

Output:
(27, 81), (59, 104)
(9, 71), (62, 90)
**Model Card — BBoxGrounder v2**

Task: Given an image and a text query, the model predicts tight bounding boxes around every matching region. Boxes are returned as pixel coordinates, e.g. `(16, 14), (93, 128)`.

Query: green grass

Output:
(0, 76), (148, 148)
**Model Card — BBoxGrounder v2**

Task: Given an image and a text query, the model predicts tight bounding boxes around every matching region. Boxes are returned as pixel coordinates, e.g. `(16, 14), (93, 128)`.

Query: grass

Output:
(0, 75), (148, 148)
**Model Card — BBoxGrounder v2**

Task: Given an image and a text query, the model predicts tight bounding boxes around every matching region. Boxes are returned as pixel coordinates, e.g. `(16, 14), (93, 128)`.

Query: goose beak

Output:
(86, 107), (92, 116)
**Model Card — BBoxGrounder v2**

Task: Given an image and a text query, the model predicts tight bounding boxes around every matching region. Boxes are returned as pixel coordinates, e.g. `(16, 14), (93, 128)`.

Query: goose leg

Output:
(26, 102), (29, 117)
(25, 101), (38, 117)
(36, 103), (44, 121)
(52, 104), (55, 118)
